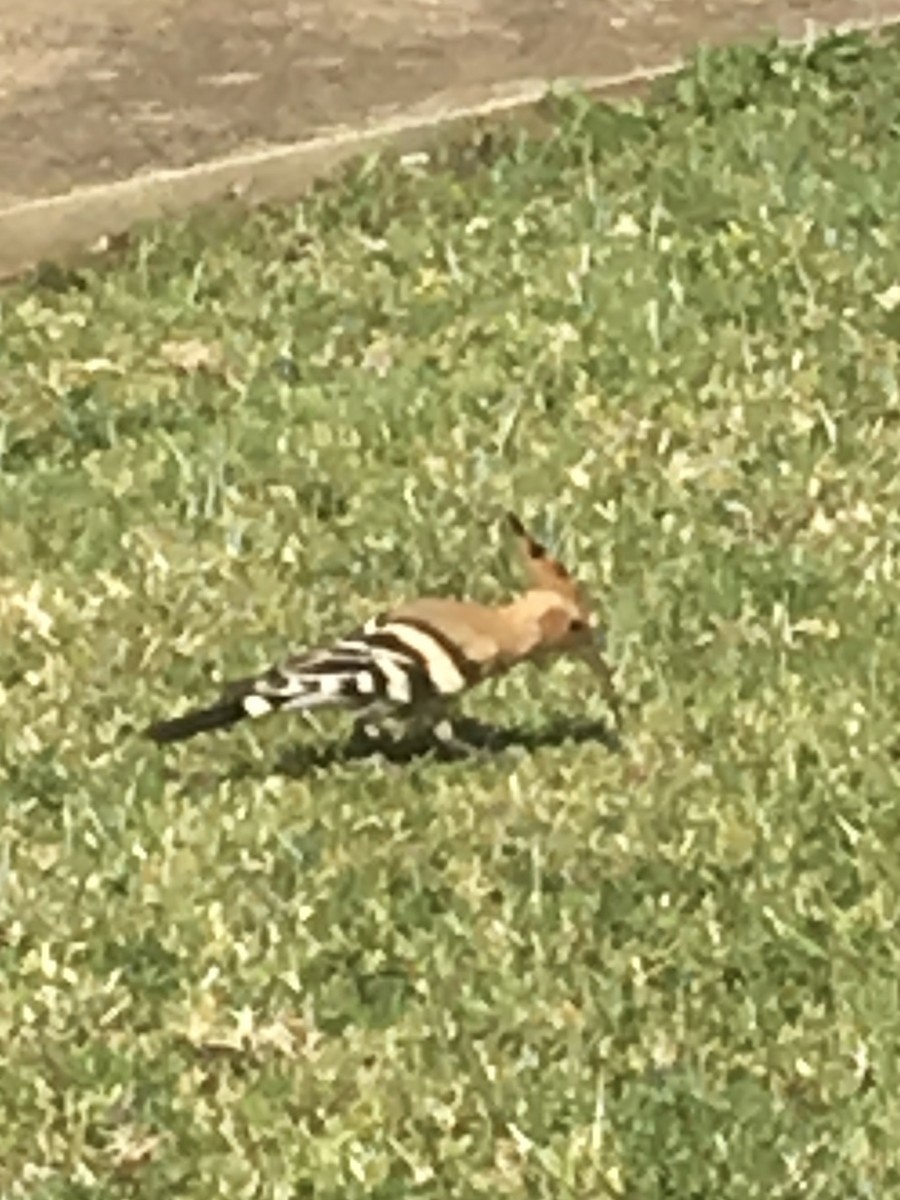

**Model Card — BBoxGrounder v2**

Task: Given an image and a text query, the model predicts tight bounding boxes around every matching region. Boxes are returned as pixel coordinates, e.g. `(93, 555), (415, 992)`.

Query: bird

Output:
(143, 511), (621, 749)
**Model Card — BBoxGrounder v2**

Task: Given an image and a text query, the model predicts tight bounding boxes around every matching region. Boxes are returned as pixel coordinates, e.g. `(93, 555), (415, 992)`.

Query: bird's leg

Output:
(350, 713), (404, 749)
(430, 716), (481, 759)
(427, 708), (498, 759)
(351, 718), (380, 744)
(401, 702), (449, 747)
(389, 701), (474, 758)
(351, 704), (483, 760)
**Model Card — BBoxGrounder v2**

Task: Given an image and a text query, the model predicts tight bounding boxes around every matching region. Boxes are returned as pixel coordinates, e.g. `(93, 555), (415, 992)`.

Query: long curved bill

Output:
(578, 640), (623, 730)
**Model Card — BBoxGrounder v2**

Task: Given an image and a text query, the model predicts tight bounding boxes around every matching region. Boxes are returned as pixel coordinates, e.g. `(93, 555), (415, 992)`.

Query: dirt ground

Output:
(0, 0), (897, 210)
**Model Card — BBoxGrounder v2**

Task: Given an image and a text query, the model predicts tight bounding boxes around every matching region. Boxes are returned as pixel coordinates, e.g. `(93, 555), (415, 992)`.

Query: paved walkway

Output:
(1, 0), (897, 212)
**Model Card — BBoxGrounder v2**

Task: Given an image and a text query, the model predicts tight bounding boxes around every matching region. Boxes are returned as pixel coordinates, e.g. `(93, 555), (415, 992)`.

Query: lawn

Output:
(3, 28), (900, 1199)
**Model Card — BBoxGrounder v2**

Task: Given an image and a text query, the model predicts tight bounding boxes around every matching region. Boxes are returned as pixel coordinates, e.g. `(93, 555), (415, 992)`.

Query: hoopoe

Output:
(143, 512), (621, 748)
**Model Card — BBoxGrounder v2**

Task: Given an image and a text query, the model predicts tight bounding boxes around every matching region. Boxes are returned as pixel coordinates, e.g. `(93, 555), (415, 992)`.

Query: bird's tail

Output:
(144, 672), (284, 744)
(143, 693), (250, 745)
(143, 658), (369, 746)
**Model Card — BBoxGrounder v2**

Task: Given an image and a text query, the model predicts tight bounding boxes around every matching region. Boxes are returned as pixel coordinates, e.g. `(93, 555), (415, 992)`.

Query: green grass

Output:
(3, 27), (900, 1198)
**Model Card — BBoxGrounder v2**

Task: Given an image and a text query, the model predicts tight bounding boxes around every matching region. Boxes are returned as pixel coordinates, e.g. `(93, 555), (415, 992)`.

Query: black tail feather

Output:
(143, 695), (248, 745)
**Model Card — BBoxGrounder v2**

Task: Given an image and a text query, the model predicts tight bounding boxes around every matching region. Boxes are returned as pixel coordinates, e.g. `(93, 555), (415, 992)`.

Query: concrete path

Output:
(1, 0), (896, 212)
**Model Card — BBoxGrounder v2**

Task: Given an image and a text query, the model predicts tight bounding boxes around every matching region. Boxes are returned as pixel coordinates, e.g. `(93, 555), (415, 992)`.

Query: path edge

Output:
(0, 14), (894, 282)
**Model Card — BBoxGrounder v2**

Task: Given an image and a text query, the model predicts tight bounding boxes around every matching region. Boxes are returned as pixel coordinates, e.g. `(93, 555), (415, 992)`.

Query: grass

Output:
(3, 26), (900, 1198)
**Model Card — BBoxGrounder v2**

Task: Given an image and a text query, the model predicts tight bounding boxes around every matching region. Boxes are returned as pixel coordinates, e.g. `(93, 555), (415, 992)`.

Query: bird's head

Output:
(504, 512), (621, 727)
(505, 510), (607, 662)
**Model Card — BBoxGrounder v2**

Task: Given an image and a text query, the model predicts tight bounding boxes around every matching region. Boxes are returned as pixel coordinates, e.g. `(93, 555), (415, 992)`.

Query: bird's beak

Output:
(577, 638), (622, 728)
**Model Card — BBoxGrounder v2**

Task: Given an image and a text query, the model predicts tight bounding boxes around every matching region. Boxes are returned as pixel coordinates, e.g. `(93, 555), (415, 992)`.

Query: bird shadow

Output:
(272, 713), (622, 779)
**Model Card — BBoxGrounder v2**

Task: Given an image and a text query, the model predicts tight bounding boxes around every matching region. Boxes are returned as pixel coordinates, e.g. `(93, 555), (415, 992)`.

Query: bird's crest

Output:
(506, 511), (589, 615)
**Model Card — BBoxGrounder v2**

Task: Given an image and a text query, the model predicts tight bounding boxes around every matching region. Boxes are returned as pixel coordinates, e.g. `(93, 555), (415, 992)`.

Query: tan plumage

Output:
(144, 511), (621, 747)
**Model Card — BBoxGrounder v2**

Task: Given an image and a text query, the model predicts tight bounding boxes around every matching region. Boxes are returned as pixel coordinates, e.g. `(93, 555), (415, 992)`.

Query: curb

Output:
(0, 13), (894, 282)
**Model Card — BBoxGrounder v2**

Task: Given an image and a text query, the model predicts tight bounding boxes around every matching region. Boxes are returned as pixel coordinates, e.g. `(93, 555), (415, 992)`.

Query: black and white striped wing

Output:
(241, 613), (481, 721)
(144, 611), (484, 745)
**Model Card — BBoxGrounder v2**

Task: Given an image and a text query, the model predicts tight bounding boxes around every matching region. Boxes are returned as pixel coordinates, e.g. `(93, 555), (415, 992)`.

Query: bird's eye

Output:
(569, 618), (588, 633)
